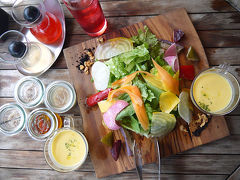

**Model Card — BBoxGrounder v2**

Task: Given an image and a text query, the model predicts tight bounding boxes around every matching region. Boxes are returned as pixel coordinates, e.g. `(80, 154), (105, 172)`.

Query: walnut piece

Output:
(97, 37), (104, 43)
(179, 125), (188, 133)
(189, 113), (209, 136)
(80, 65), (84, 70)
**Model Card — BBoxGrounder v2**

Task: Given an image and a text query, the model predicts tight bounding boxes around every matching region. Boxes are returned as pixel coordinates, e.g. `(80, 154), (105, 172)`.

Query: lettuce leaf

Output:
(105, 58), (128, 80)
(162, 65), (175, 77)
(132, 77), (155, 102)
(119, 116), (150, 137)
(119, 116), (141, 134)
(105, 44), (150, 83)
(131, 26), (158, 47)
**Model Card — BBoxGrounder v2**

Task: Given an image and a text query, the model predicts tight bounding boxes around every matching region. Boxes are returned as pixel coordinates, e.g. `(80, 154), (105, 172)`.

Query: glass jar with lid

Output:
(0, 103), (26, 136)
(26, 108), (58, 141)
(14, 76), (45, 108)
(44, 81), (76, 113)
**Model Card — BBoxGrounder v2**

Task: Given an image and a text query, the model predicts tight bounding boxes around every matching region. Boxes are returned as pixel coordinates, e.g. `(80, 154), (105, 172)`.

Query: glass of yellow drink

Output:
(190, 65), (240, 115)
(44, 121), (88, 172)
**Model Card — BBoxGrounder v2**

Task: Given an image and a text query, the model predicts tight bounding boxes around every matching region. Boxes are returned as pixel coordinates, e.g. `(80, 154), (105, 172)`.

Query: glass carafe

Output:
(11, 0), (62, 44)
(0, 30), (54, 75)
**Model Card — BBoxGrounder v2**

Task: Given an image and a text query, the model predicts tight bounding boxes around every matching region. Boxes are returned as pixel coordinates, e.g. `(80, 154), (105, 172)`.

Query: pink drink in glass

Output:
(63, 0), (107, 36)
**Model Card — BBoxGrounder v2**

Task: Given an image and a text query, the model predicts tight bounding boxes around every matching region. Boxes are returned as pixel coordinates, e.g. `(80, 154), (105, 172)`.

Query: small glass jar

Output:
(44, 81), (76, 113)
(0, 103), (26, 136)
(26, 108), (58, 141)
(14, 76), (45, 108)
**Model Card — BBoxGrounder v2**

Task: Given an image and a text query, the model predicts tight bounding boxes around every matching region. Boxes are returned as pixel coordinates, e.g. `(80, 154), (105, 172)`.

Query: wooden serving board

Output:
(63, 8), (230, 178)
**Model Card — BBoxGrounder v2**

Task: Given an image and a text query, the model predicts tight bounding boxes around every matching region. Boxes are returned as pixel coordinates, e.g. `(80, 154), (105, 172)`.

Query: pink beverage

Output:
(63, 0), (107, 36)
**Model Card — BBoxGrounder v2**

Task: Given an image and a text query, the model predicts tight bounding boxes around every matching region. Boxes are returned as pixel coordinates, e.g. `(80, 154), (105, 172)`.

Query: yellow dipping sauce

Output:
(51, 130), (87, 167)
(193, 72), (232, 113)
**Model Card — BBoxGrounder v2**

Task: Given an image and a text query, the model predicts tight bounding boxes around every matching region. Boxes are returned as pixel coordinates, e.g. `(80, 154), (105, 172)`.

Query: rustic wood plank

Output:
(0, 115), (83, 151)
(63, 8), (231, 177)
(0, 69), (70, 97)
(1, 128), (239, 153)
(63, 30), (240, 48)
(0, 69), (239, 114)
(0, 168), (228, 180)
(191, 12), (240, 30)
(66, 13), (240, 35)
(0, 97), (81, 115)
(1, 97), (239, 116)
(64, 13), (240, 35)
(182, 135), (240, 154)
(7, 12), (240, 35)
(2, 48), (240, 70)
(7, 13), (240, 36)
(0, 1), (239, 180)
(226, 116), (240, 135)
(0, 150), (239, 175)
(198, 30), (240, 48)
(1, 0), (236, 16)
(50, 30), (240, 50)
(206, 48), (240, 65)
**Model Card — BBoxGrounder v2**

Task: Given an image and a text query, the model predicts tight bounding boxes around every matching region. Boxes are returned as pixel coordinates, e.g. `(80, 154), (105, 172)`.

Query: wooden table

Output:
(0, 0), (240, 179)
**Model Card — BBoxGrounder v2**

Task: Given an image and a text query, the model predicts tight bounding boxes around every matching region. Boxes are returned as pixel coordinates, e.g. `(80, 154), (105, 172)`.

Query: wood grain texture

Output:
(2, 48), (240, 70)
(63, 8), (230, 177)
(0, 149), (239, 175)
(0, 1), (239, 179)
(1, 0), (236, 16)
(0, 169), (228, 180)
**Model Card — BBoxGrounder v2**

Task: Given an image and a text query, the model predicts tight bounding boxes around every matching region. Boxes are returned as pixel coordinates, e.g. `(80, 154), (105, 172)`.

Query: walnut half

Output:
(189, 113), (209, 136)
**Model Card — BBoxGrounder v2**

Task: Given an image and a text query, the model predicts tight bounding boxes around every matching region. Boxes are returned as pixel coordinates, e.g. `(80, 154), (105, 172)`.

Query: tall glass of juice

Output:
(63, 0), (107, 37)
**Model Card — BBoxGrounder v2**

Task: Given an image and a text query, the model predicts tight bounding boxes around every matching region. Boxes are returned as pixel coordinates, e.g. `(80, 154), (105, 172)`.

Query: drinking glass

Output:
(63, 0), (107, 37)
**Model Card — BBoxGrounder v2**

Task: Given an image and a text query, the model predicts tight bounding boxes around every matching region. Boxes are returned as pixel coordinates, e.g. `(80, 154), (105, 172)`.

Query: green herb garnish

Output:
(198, 101), (210, 112)
(65, 139), (77, 158)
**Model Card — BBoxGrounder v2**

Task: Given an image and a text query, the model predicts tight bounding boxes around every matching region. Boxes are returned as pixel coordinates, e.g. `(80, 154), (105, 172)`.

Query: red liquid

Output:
(30, 12), (62, 44)
(63, 0), (107, 36)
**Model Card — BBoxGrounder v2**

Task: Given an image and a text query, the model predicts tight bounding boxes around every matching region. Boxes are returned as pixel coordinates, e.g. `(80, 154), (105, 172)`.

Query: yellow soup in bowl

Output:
(51, 129), (87, 168)
(192, 72), (232, 113)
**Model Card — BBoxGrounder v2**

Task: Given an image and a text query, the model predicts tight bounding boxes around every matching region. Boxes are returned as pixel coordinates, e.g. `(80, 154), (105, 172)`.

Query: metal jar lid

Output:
(0, 103), (26, 136)
(26, 108), (58, 141)
(14, 76), (45, 108)
(44, 81), (76, 113)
